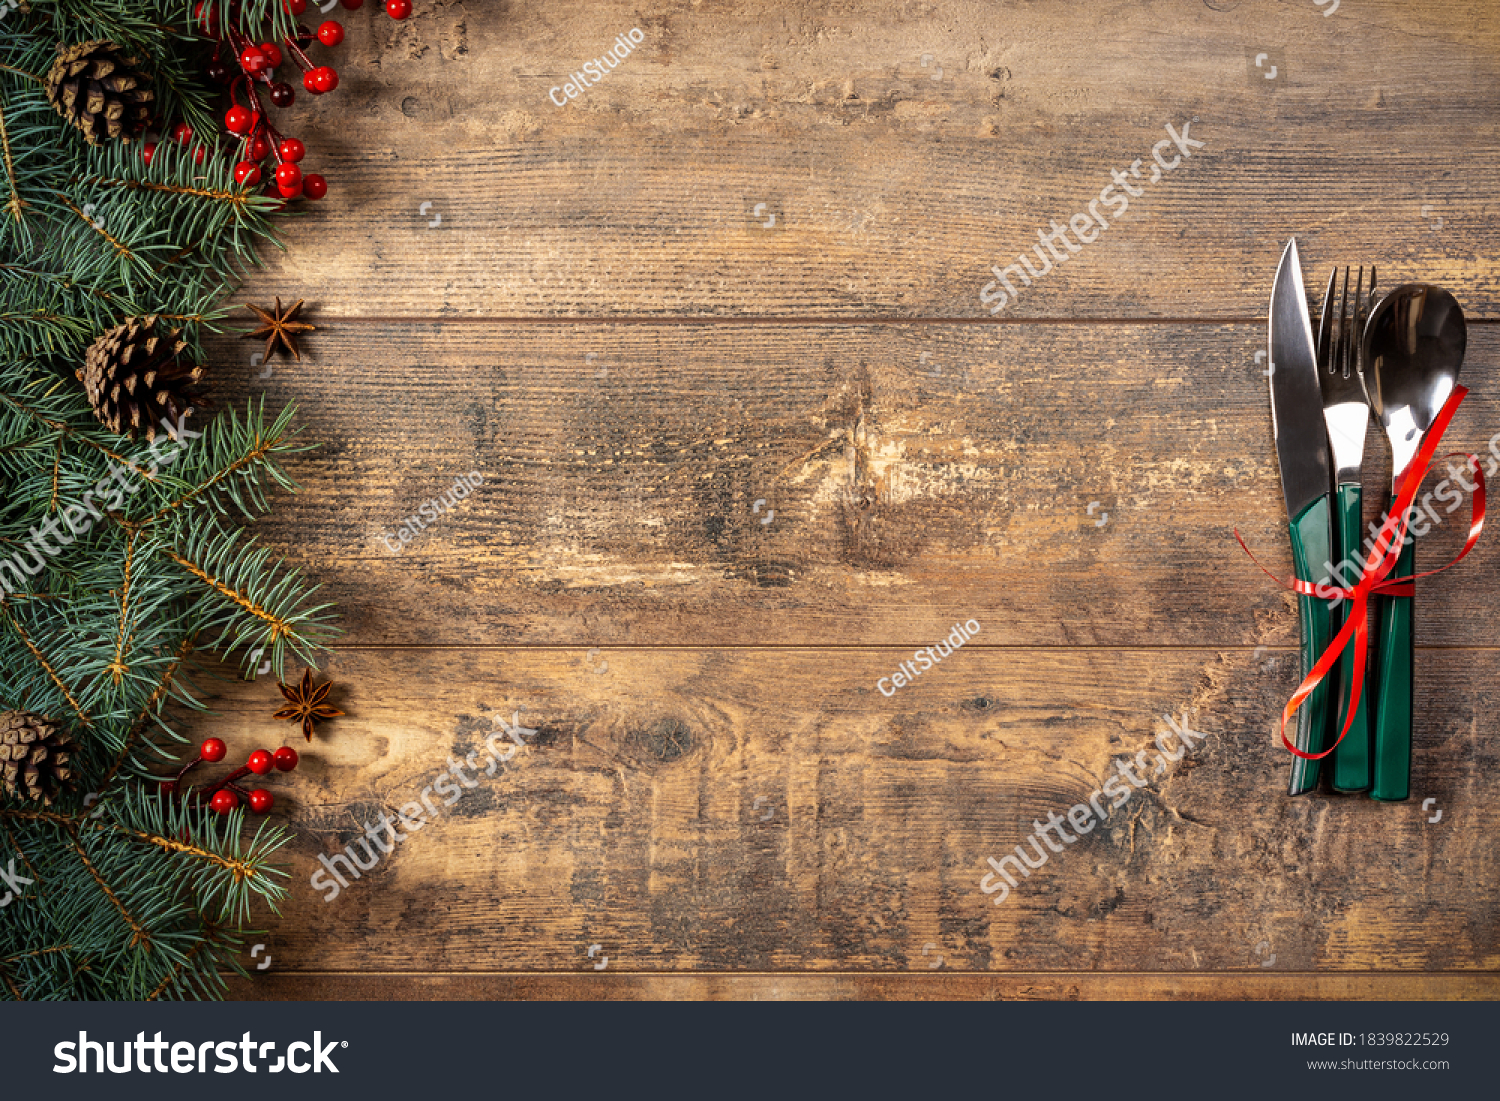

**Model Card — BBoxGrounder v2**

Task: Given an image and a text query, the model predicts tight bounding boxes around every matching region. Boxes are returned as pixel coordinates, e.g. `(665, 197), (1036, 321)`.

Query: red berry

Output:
(247, 134), (272, 161)
(285, 0), (307, 14)
(302, 69), (323, 95)
(311, 66), (339, 93)
(193, 1), (218, 35)
(191, 144), (207, 166)
(225, 104), (254, 134)
(240, 46), (269, 74)
(158, 780), (176, 796)
(318, 20), (345, 47)
(342, 0), (365, 8)
(248, 789), (274, 814)
(387, 0), (412, 18)
(210, 789), (238, 815)
(275, 162), (303, 188)
(273, 746), (300, 771)
(234, 161), (261, 185)
(269, 81), (295, 108)
(278, 181), (304, 199)
(206, 59), (233, 84)
(247, 749), (275, 776)
(142, 142), (157, 165)
(302, 173), (328, 200)
(278, 138), (305, 163)
(172, 122), (193, 145)
(201, 738), (227, 763)
(260, 42), (284, 69)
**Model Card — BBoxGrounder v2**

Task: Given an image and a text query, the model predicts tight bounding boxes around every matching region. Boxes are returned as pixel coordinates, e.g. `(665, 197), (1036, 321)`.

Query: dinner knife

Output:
(1268, 238), (1336, 795)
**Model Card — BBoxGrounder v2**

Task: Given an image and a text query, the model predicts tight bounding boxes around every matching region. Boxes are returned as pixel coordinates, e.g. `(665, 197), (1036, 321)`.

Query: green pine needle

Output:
(1, 2), (340, 1001)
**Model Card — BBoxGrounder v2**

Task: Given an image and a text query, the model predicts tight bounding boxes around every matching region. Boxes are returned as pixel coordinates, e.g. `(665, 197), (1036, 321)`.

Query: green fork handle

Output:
(1330, 483), (1373, 793)
(1287, 494), (1335, 796)
(1372, 493), (1415, 802)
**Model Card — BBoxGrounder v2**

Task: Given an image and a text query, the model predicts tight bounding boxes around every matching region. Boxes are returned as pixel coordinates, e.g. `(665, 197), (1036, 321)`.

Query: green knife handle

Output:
(1373, 494), (1415, 802)
(1287, 494), (1335, 796)
(1330, 483), (1373, 793)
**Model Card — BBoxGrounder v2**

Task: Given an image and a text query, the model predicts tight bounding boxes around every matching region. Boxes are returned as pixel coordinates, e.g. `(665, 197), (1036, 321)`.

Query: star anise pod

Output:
(243, 297), (315, 361)
(274, 668), (343, 742)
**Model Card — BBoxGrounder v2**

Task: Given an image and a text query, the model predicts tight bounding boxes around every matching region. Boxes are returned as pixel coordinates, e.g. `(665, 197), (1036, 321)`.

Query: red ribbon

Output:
(1237, 384), (1486, 759)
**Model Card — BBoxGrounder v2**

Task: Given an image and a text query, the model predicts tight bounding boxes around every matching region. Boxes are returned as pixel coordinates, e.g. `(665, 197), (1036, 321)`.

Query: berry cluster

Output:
(175, 0), (414, 203)
(164, 737), (300, 816)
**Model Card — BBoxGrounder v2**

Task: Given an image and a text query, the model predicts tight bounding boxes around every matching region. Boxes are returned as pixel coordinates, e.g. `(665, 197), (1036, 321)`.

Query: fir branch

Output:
(0, 391), (156, 480)
(55, 191), (134, 261)
(96, 635), (194, 793)
(1, 604), (91, 724)
(64, 822), (152, 951)
(0, 808), (268, 884)
(146, 936), (210, 1001)
(106, 528), (137, 684)
(0, 0), (336, 1001)
(0, 962), (21, 1000)
(2, 943), (75, 966)
(163, 547), (289, 640)
(0, 92), (28, 226)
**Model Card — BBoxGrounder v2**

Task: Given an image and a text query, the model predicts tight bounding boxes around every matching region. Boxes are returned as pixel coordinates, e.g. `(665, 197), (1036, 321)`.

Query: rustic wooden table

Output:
(211, 0), (1500, 1000)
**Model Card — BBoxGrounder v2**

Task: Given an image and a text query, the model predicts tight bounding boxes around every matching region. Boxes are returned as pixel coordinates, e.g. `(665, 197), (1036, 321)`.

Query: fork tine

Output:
(1345, 266), (1364, 379)
(1336, 266), (1352, 378)
(1317, 267), (1337, 371)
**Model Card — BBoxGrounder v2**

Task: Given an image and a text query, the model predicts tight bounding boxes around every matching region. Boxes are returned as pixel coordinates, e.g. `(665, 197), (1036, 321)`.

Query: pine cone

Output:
(76, 316), (207, 440)
(0, 711), (75, 806)
(44, 39), (155, 145)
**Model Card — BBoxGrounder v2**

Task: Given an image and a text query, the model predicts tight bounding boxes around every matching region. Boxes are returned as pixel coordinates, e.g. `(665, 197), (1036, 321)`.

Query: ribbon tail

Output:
(1279, 603), (1361, 761)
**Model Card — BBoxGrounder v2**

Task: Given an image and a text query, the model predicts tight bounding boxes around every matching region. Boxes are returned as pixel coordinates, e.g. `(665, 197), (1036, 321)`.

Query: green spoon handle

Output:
(1287, 494), (1335, 796)
(1330, 483), (1373, 793)
(1372, 493), (1415, 802)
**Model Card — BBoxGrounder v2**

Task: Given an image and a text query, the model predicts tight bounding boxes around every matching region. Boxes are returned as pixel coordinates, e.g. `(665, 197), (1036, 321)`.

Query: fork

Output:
(1315, 265), (1376, 792)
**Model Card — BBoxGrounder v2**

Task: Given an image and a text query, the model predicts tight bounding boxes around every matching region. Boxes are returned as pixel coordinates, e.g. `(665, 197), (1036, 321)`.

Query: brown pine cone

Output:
(0, 711), (76, 806)
(43, 39), (155, 145)
(76, 316), (207, 440)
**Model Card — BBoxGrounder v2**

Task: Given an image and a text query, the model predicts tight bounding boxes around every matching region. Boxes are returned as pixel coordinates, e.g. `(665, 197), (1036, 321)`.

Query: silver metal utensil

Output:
(1360, 283), (1467, 801)
(1316, 265), (1375, 792)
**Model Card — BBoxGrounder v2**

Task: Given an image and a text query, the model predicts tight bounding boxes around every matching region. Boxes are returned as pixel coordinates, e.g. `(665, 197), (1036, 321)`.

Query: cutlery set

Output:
(1266, 239), (1470, 799)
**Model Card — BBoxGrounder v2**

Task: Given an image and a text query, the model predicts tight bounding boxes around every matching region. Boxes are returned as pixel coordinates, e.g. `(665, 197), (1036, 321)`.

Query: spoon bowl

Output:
(1361, 284), (1467, 485)
(1358, 282), (1467, 803)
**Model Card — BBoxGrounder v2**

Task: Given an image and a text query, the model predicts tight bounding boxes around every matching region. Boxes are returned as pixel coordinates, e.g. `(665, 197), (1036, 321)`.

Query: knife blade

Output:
(1268, 238), (1336, 795)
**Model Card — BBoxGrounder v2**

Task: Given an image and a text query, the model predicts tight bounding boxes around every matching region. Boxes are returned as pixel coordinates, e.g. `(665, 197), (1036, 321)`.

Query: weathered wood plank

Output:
(236, 0), (1500, 317)
(202, 322), (1500, 647)
(192, 647), (1500, 975)
(223, 971), (1500, 1001)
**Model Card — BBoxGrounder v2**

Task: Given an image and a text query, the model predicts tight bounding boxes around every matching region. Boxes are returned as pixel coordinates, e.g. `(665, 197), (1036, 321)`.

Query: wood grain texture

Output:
(194, 647), (1498, 976)
(193, 0), (1500, 998)
(204, 323), (1500, 647)
(223, 972), (1500, 1001)
(233, 0), (1500, 318)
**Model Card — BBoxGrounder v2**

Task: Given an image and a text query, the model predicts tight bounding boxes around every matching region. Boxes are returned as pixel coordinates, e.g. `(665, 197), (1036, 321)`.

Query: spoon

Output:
(1360, 284), (1467, 802)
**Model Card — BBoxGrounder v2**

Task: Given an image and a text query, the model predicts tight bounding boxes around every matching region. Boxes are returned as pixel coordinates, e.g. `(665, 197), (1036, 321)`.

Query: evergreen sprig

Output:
(0, 2), (337, 1000)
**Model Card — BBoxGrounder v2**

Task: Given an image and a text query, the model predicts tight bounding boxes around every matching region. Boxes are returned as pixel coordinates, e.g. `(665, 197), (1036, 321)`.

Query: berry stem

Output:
(284, 36), (317, 73)
(172, 755), (204, 789)
(200, 764), (252, 801)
